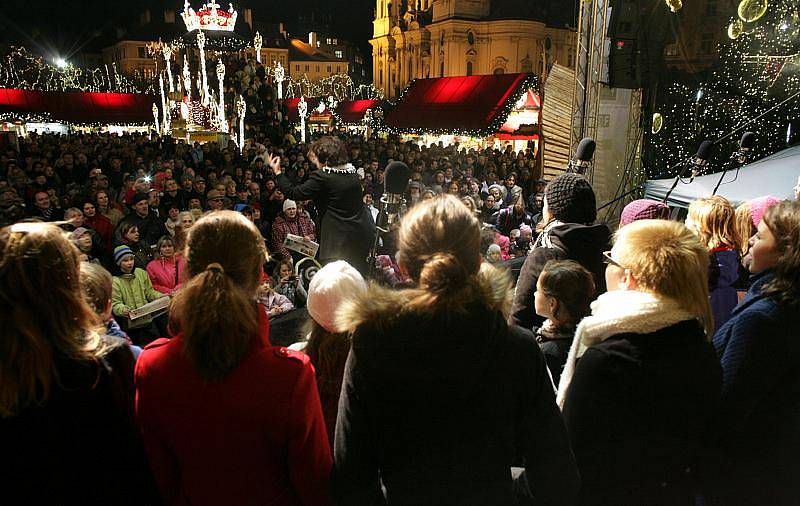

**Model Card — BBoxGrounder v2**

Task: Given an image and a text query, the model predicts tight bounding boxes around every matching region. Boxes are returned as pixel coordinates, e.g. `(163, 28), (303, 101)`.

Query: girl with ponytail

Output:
(135, 211), (332, 505)
(332, 195), (579, 506)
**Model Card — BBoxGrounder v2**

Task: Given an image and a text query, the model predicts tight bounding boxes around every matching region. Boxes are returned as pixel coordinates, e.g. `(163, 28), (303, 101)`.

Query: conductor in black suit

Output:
(269, 136), (375, 274)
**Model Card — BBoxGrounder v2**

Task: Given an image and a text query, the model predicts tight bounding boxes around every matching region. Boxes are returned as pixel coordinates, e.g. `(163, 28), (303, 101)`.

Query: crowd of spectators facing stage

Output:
(1, 124), (800, 506)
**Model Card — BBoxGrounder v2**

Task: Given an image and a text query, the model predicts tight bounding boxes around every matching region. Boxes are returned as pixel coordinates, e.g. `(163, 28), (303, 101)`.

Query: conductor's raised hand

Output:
(267, 154), (282, 175)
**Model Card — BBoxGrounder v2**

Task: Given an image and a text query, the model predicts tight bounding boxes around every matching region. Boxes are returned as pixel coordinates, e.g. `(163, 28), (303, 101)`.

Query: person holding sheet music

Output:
(112, 244), (166, 346)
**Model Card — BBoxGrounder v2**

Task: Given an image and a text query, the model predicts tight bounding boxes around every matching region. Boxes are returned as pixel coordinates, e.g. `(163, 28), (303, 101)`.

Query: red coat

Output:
(135, 306), (333, 506)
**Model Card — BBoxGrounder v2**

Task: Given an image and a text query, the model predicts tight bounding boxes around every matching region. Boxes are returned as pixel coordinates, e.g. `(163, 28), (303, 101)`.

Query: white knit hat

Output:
(283, 199), (297, 211)
(307, 260), (367, 333)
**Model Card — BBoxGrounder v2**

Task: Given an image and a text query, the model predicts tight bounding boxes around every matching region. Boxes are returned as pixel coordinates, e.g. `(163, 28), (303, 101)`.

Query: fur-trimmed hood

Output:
(335, 263), (513, 335)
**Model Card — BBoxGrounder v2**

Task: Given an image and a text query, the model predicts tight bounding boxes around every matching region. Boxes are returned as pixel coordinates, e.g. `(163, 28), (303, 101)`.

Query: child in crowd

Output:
(272, 259), (307, 307)
(686, 195), (740, 332)
(485, 243), (503, 264)
(256, 274), (294, 317)
(146, 235), (185, 295)
(290, 260), (367, 448)
(79, 261), (142, 359)
(533, 260), (596, 385)
(70, 226), (102, 264)
(111, 245), (165, 346)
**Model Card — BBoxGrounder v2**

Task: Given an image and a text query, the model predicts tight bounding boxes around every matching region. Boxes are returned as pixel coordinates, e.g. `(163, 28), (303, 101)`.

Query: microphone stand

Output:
(661, 158), (693, 204)
(712, 151), (748, 196)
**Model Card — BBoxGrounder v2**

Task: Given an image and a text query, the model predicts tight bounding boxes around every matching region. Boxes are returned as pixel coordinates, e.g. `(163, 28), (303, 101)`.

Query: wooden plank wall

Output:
(541, 63), (575, 180)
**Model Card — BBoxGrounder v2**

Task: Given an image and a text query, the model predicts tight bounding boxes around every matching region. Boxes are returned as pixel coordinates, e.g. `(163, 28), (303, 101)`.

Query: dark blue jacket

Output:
(708, 272), (800, 505)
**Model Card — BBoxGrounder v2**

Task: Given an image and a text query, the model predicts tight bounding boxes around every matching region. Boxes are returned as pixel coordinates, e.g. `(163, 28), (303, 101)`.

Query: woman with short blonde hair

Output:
(559, 219), (721, 506)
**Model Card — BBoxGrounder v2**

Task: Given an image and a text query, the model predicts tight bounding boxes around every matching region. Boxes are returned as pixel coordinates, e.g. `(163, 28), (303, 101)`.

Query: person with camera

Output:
(273, 259), (308, 308)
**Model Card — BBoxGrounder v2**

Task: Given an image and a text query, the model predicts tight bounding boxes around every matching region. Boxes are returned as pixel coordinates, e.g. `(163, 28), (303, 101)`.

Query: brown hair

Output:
(614, 219), (714, 336)
(115, 220), (139, 245)
(396, 194), (482, 313)
(79, 262), (113, 315)
(734, 201), (755, 257)
(0, 223), (106, 417)
(687, 195), (737, 250)
(308, 136), (349, 167)
(539, 260), (595, 326)
(169, 211), (267, 381)
(760, 201), (800, 308)
(303, 318), (349, 444)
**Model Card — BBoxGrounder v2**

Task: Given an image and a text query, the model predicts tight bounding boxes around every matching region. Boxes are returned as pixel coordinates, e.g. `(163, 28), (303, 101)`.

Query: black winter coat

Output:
(277, 167), (375, 273)
(332, 282), (579, 506)
(0, 337), (159, 504)
(510, 223), (611, 329)
(562, 320), (722, 506)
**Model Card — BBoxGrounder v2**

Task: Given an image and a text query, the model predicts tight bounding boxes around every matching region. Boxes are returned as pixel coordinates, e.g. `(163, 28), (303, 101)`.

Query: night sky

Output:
(1, 0), (375, 58)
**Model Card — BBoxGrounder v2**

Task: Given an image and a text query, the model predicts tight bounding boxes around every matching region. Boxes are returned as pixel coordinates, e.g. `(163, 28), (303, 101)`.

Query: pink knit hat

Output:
(620, 199), (670, 227)
(749, 195), (782, 227)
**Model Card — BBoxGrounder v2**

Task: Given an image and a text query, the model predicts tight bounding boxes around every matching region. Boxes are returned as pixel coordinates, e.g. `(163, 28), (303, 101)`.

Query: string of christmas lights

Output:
(0, 47), (152, 94)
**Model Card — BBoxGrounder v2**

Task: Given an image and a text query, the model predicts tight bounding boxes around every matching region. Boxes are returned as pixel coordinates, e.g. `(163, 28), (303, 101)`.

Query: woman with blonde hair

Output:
(559, 219), (721, 506)
(0, 222), (156, 503)
(707, 200), (800, 506)
(333, 195), (578, 505)
(686, 195), (739, 331)
(135, 211), (331, 505)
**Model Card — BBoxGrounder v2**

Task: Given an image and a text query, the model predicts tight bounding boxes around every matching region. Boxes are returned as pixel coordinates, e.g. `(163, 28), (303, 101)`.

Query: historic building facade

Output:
(370, 0), (576, 98)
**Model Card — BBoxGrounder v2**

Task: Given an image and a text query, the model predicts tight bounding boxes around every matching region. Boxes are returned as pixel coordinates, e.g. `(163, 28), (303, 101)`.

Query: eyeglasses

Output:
(602, 250), (627, 270)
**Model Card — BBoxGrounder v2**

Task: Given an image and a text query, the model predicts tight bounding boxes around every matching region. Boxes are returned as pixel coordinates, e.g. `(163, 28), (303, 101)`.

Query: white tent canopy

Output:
(645, 145), (800, 208)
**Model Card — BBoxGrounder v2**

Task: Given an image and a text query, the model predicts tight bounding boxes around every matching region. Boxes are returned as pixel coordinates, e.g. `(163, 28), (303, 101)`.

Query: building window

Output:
(706, 0), (717, 15)
(332, 38), (338, 45)
(305, 65), (310, 71)
(700, 33), (714, 54)
(599, 114), (610, 128)
(336, 65), (341, 73)
(664, 44), (679, 57)
(296, 65), (301, 72)
(326, 38), (332, 45)
(316, 65), (320, 72)
(335, 50), (343, 58)
(138, 47), (145, 58)
(467, 31), (475, 45)
(440, 61), (444, 77)
(466, 61), (473, 76)
(493, 67), (505, 75)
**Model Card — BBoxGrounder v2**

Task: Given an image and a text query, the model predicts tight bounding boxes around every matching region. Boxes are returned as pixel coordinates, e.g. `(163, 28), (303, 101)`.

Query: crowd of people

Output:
(1, 125), (799, 506)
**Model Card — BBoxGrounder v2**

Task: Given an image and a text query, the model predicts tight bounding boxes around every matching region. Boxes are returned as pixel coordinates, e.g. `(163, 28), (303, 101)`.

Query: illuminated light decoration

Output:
(274, 62), (285, 100)
(197, 30), (210, 106)
(362, 108), (373, 140)
(665, 0), (683, 13)
(254, 32), (263, 63)
(165, 99), (173, 133)
(316, 100), (327, 114)
(181, 0), (238, 32)
(0, 47), (148, 94)
(159, 73), (168, 133)
(0, 89), (157, 125)
(216, 58), (227, 132)
(163, 44), (175, 93)
(728, 19), (745, 39)
(152, 103), (160, 134)
(298, 96), (308, 143)
(236, 94), (246, 153)
(182, 55), (192, 101)
(280, 72), (383, 101)
(738, 0), (769, 23)
(652, 112), (664, 134)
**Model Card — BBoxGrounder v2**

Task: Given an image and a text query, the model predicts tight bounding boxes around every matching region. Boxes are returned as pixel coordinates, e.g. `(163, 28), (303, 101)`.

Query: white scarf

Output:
(556, 290), (697, 408)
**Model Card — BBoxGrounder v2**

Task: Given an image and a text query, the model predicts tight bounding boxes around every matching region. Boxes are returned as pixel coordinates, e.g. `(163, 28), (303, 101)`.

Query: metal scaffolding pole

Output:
(570, 0), (610, 183)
